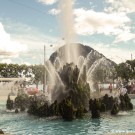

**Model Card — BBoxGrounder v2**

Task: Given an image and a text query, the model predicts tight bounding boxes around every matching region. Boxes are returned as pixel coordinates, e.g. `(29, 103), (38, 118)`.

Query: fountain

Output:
(4, 0), (133, 122)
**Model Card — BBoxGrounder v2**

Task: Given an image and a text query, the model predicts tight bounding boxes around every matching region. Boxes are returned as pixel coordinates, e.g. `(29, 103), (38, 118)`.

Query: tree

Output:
(114, 59), (135, 83)
(31, 65), (44, 88)
(0, 63), (44, 87)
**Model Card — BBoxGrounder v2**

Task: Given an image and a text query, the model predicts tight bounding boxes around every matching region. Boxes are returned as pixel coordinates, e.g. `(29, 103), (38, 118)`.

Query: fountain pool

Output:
(0, 100), (135, 135)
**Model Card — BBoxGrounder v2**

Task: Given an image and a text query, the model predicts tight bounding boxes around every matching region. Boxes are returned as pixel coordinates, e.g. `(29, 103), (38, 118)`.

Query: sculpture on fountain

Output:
(27, 63), (90, 120)
(6, 95), (14, 110)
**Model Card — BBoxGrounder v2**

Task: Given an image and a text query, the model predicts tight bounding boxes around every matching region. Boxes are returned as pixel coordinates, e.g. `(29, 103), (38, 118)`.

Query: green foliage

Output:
(30, 64), (44, 86)
(93, 69), (106, 83)
(115, 60), (135, 82)
(0, 63), (44, 87)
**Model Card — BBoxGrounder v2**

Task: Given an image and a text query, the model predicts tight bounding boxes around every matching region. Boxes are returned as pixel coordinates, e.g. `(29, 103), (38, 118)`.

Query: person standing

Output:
(109, 83), (112, 93)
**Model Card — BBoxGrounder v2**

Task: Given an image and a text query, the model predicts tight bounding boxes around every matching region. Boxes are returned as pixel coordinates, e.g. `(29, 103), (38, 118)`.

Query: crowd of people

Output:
(98, 82), (135, 95)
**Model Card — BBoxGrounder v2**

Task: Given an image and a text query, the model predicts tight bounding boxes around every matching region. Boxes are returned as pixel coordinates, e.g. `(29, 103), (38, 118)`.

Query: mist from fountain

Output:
(87, 57), (107, 92)
(41, 45), (117, 107)
(42, 0), (81, 102)
(0, 81), (19, 96)
(45, 61), (64, 87)
(54, 57), (62, 71)
(77, 56), (85, 69)
(87, 57), (106, 79)
(76, 49), (107, 91)
(43, 0), (116, 102)
(59, 0), (79, 64)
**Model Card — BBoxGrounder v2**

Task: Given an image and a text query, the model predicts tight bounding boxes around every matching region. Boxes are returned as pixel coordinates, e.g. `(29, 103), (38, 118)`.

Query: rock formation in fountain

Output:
(53, 63), (90, 107)
(8, 43), (132, 120)
(48, 43), (116, 101)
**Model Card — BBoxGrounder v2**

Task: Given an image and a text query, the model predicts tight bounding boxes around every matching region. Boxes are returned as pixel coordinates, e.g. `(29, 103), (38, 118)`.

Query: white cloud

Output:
(48, 8), (60, 15)
(105, 0), (135, 13)
(38, 0), (57, 5)
(23, 62), (31, 65)
(114, 32), (135, 43)
(3, 20), (63, 64)
(1, 59), (12, 64)
(2, 20), (58, 49)
(0, 22), (27, 57)
(74, 8), (130, 36)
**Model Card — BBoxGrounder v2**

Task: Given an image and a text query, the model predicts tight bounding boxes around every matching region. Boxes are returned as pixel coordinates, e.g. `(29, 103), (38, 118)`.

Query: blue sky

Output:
(0, 0), (135, 65)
